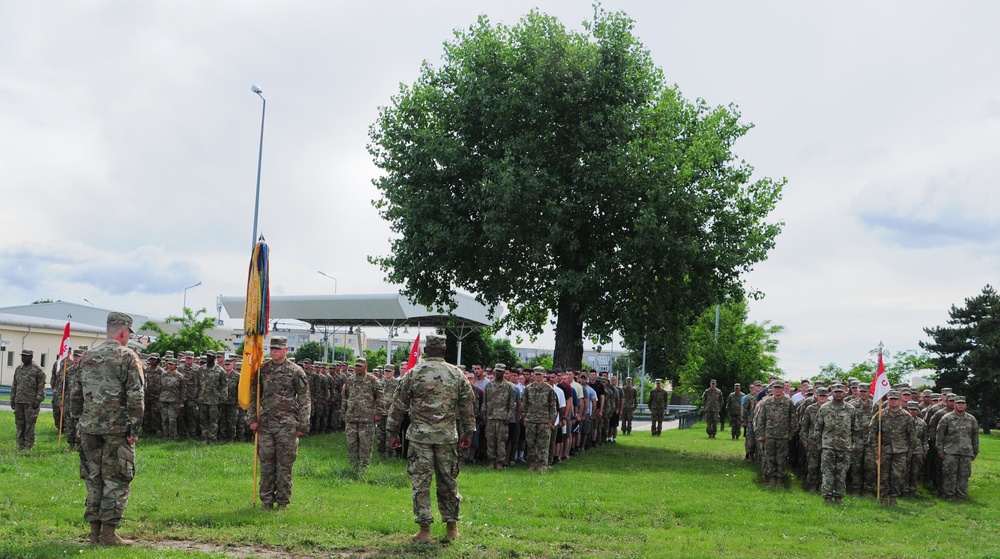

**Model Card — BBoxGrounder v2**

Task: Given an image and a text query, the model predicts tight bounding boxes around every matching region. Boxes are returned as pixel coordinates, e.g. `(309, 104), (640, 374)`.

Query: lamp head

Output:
(251, 84), (262, 94)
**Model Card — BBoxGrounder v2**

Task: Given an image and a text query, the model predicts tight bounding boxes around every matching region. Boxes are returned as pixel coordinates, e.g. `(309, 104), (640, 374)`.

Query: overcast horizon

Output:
(2, 1), (997, 378)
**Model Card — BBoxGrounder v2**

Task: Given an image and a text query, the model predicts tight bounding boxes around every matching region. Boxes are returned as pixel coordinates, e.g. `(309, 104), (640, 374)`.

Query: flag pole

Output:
(875, 342), (884, 502)
(253, 366), (261, 506)
(57, 359), (68, 446)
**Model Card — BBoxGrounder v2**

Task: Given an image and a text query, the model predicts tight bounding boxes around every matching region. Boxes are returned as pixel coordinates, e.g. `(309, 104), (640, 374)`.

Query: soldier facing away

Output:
(387, 333), (475, 543)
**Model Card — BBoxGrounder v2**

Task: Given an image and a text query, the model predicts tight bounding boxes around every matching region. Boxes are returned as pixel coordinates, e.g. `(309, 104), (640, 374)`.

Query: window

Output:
(40, 353), (47, 368)
(6, 352), (12, 367)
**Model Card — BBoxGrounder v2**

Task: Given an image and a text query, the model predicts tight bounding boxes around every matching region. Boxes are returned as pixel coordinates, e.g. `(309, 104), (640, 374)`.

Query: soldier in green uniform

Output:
(648, 379), (668, 436)
(620, 377), (638, 435)
(484, 365), (516, 469)
(198, 351), (227, 443)
(220, 358), (241, 442)
(936, 395), (979, 500)
(342, 357), (383, 475)
(521, 366), (558, 470)
(905, 401), (928, 496)
(799, 386), (827, 492)
(755, 381), (797, 487)
(10, 349), (46, 451)
(69, 312), (144, 546)
(868, 391), (914, 505)
(376, 366), (399, 458)
(158, 358), (186, 439)
(387, 333), (475, 543)
(702, 379), (724, 438)
(814, 384), (858, 504)
(248, 336), (310, 510)
(178, 351), (200, 439)
(143, 354), (163, 436)
(726, 383), (744, 440)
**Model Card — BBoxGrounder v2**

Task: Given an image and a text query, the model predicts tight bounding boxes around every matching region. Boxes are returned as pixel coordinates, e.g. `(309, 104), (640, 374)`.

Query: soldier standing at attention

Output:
(521, 366), (558, 471)
(868, 391), (914, 505)
(813, 384), (858, 504)
(69, 312), (144, 546)
(755, 381), (797, 487)
(387, 333), (474, 543)
(484, 365), (516, 469)
(178, 351), (200, 439)
(220, 358), (240, 442)
(198, 351), (227, 443)
(342, 357), (383, 475)
(905, 401), (928, 497)
(799, 386), (827, 493)
(702, 379), (724, 438)
(726, 383), (744, 440)
(376, 365), (399, 458)
(648, 379), (668, 436)
(143, 354), (163, 436)
(620, 377), (638, 435)
(62, 349), (86, 450)
(248, 336), (310, 510)
(936, 395), (979, 501)
(158, 358), (186, 439)
(11, 349), (47, 451)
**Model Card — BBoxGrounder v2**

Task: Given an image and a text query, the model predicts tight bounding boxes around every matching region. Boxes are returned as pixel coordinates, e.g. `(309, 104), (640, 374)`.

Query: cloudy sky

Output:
(2, 1), (997, 377)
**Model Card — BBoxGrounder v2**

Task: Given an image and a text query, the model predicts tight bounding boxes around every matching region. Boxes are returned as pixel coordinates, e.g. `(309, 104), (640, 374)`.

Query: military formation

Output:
(737, 377), (980, 504)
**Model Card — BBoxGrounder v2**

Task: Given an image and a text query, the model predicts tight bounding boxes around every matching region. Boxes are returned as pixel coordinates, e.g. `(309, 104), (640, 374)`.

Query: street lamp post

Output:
(250, 84), (266, 249)
(183, 281), (202, 314)
(317, 271), (338, 293)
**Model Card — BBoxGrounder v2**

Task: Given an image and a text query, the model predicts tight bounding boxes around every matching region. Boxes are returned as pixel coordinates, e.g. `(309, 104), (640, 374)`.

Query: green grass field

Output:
(1, 411), (998, 559)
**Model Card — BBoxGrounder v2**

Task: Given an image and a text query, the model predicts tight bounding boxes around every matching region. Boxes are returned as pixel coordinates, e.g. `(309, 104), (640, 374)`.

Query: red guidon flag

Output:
(404, 334), (422, 373)
(871, 350), (891, 402)
(56, 322), (71, 365)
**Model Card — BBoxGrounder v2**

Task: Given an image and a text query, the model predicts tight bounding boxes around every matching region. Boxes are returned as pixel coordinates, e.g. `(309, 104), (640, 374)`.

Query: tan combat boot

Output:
(98, 523), (132, 546)
(446, 522), (461, 540)
(88, 522), (101, 545)
(412, 524), (432, 544)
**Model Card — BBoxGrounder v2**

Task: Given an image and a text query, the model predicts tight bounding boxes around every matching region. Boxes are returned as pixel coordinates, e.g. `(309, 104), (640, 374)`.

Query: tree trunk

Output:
(553, 294), (584, 371)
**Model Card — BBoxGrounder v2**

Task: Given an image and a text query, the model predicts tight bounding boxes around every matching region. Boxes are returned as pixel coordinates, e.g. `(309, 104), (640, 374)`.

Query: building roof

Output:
(0, 312), (106, 335)
(220, 292), (499, 330)
(0, 302), (153, 333)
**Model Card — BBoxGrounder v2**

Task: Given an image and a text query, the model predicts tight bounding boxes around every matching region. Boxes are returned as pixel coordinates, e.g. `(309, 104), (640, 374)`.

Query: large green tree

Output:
(140, 308), (226, 357)
(922, 285), (1000, 433)
(369, 8), (783, 370)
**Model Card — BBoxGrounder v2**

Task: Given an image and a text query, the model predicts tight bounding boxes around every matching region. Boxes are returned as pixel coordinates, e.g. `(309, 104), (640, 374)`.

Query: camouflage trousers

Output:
(52, 400), (63, 429)
(729, 415), (741, 439)
(376, 416), (389, 457)
(524, 422), (551, 467)
(237, 408), (252, 442)
(407, 441), (461, 525)
(762, 437), (790, 481)
(878, 452), (908, 498)
(199, 404), (220, 442)
(63, 412), (80, 448)
(485, 419), (509, 464)
(806, 447), (822, 488)
(258, 424), (299, 506)
(650, 411), (664, 435)
(346, 421), (375, 472)
(80, 433), (135, 525)
(907, 454), (924, 495)
(744, 424), (757, 458)
(182, 401), (200, 438)
(219, 404), (239, 442)
(705, 411), (720, 436)
(13, 403), (40, 449)
(143, 400), (161, 435)
(161, 405), (181, 438)
(850, 440), (876, 493)
(820, 448), (850, 498)
(941, 454), (973, 499)
(599, 414), (611, 442)
(327, 401), (339, 432)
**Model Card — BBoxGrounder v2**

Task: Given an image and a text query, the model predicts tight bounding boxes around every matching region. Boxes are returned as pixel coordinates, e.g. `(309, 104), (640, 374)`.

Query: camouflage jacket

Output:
(248, 359), (310, 433)
(379, 376), (401, 415)
(755, 395), (797, 440)
(342, 373), (383, 423)
(927, 406), (954, 442)
(726, 391), (744, 418)
(702, 387), (723, 412)
(224, 372), (240, 404)
(742, 393), (756, 426)
(385, 357), (475, 445)
(522, 381), (558, 424)
(50, 362), (67, 402)
(799, 401), (822, 447)
(69, 339), (145, 436)
(179, 365), (200, 402)
(159, 369), (185, 403)
(936, 411), (979, 457)
(11, 363), (46, 405)
(813, 400), (859, 452)
(912, 416), (928, 456)
(868, 408), (914, 454)
(197, 364), (227, 405)
(648, 388), (668, 413)
(484, 379), (516, 421)
(602, 381), (618, 415)
(621, 386), (638, 411)
(145, 366), (163, 400)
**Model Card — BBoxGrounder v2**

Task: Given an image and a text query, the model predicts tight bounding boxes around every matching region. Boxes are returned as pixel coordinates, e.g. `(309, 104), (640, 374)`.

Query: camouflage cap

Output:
(954, 396), (966, 403)
(888, 391), (901, 399)
(72, 349), (84, 357)
(945, 393), (956, 401)
(655, 378), (663, 383)
(922, 389), (932, 397)
(831, 384), (846, 392)
(107, 311), (135, 333)
(494, 363), (507, 371)
(424, 333), (446, 349)
(941, 387), (953, 394)
(901, 389), (912, 396)
(734, 383), (741, 387)
(164, 350), (175, 358)
(906, 401), (920, 410)
(183, 351), (195, 358)
(301, 358), (313, 364)
(710, 379), (717, 384)
(374, 366), (384, 372)
(20, 349), (33, 356)
(849, 380), (860, 388)
(771, 381), (784, 389)
(532, 366), (546, 375)
(355, 357), (367, 366)
(205, 350), (217, 357)
(148, 353), (161, 360)
(165, 357), (177, 365)
(815, 387), (829, 396)
(269, 336), (288, 348)
(931, 393), (941, 400)
(859, 385), (870, 393)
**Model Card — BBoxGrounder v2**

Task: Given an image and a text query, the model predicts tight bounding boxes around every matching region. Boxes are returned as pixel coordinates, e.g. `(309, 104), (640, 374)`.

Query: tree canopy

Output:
(140, 308), (226, 357)
(369, 7), (783, 369)
(922, 284), (1000, 433)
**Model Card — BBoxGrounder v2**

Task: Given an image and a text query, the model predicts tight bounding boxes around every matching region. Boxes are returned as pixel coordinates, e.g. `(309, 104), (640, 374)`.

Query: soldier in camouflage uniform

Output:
(648, 379), (668, 436)
(906, 401), (927, 496)
(814, 384), (858, 504)
(702, 379), (724, 438)
(342, 357), (384, 475)
(927, 393), (957, 493)
(220, 358), (240, 442)
(599, 373), (617, 444)
(755, 381), (797, 487)
(868, 391), (914, 505)
(57, 349), (86, 449)
(178, 352), (200, 438)
(936, 395), (979, 500)
(386, 333), (475, 543)
(849, 385), (876, 495)
(521, 366), (558, 470)
(742, 381), (760, 459)
(197, 351), (227, 443)
(10, 349), (46, 451)
(484, 365), (516, 469)
(142, 355), (163, 436)
(248, 336), (310, 510)
(726, 383), (744, 440)
(799, 386), (827, 492)
(330, 364), (346, 432)
(69, 312), (144, 546)
(377, 365), (400, 459)
(621, 377), (638, 435)
(158, 358), (186, 439)
(51, 359), (68, 431)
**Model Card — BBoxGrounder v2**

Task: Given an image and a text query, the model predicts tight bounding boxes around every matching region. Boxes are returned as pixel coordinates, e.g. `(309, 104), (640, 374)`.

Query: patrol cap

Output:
(941, 387), (953, 394)
(655, 378), (663, 384)
(205, 350), (217, 358)
(859, 385), (870, 393)
(532, 366), (546, 375)
(165, 357), (177, 365)
(355, 357), (367, 366)
(269, 336), (288, 349)
(149, 353), (161, 360)
(849, 380), (860, 388)
(183, 351), (195, 358)
(930, 393), (941, 400)
(771, 381), (784, 389)
(107, 311), (135, 333)
(901, 389), (911, 396)
(20, 349), (33, 356)
(831, 384), (846, 393)
(815, 387), (829, 396)
(887, 391), (901, 399)
(734, 383), (741, 387)
(424, 333), (446, 349)
(906, 401), (920, 410)
(164, 350), (175, 358)
(494, 363), (507, 371)
(710, 379), (717, 384)
(954, 396), (966, 403)
(922, 389), (932, 397)
(805, 386), (814, 395)
(72, 349), (84, 357)
(374, 366), (384, 372)
(301, 358), (313, 364)
(945, 394), (956, 401)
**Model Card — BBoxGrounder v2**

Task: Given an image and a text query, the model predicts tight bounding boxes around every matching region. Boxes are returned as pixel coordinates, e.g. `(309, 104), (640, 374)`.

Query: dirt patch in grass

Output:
(148, 538), (368, 558)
